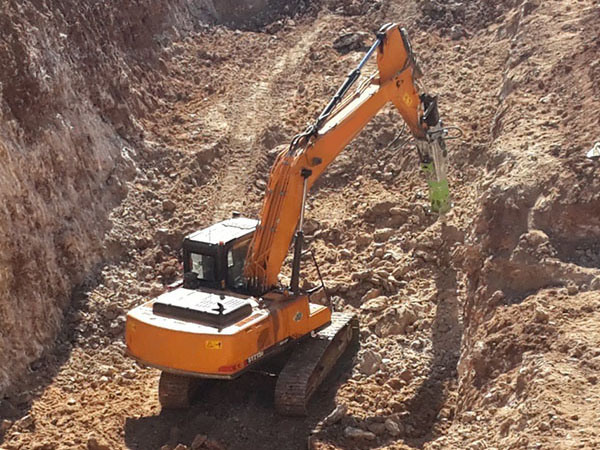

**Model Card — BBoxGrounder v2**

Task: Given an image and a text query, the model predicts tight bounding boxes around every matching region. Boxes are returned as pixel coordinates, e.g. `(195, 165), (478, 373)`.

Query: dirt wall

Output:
(0, 0), (215, 396)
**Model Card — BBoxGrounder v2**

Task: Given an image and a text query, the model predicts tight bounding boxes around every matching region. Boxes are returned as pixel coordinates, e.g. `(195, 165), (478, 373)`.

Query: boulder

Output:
(384, 418), (403, 437)
(367, 422), (387, 435)
(87, 437), (111, 450)
(374, 228), (394, 243)
(360, 296), (388, 312)
(358, 350), (383, 375)
(333, 32), (369, 54)
(361, 288), (381, 302)
(323, 404), (347, 426)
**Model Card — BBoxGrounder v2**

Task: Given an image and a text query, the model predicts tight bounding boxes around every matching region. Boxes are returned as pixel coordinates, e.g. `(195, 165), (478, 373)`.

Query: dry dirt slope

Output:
(0, 0), (223, 400)
(1, 0), (600, 449)
(0, 0), (307, 402)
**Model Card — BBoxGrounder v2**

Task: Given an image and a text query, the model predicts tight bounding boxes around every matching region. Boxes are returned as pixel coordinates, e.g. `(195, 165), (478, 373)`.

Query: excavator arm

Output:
(245, 24), (451, 293)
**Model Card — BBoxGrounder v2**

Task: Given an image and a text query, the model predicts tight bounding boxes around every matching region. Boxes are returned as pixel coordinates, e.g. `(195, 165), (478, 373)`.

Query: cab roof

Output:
(185, 217), (258, 246)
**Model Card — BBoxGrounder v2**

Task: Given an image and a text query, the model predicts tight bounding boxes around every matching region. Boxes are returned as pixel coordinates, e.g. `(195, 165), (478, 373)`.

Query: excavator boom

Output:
(244, 24), (450, 293)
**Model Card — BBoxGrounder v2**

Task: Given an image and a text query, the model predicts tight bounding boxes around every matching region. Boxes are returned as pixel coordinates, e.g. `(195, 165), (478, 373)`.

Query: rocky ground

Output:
(0, 0), (599, 449)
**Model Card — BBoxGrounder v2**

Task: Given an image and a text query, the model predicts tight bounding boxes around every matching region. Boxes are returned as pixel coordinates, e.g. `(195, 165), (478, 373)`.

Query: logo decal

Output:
(248, 351), (264, 364)
(293, 311), (303, 322)
(205, 340), (223, 350)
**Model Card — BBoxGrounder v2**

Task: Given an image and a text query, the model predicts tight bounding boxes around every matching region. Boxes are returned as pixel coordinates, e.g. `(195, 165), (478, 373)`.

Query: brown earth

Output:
(0, 0), (599, 449)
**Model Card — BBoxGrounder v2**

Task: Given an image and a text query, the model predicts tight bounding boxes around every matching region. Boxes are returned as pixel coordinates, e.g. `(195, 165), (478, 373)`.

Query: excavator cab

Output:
(181, 217), (258, 293)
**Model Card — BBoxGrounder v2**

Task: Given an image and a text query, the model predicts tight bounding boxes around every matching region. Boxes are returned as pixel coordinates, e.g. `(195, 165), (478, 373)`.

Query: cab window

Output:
(190, 253), (216, 281)
(227, 241), (249, 289)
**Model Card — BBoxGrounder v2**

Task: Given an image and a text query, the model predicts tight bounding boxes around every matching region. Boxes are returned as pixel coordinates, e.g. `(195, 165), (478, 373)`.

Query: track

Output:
(274, 312), (358, 416)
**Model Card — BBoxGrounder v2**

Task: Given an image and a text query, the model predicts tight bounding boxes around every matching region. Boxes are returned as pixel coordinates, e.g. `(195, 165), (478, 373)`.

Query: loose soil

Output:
(0, 0), (599, 449)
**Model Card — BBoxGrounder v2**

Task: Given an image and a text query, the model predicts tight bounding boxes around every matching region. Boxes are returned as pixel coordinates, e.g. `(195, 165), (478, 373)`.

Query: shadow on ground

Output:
(125, 339), (359, 450)
(0, 279), (100, 444)
(311, 223), (464, 449)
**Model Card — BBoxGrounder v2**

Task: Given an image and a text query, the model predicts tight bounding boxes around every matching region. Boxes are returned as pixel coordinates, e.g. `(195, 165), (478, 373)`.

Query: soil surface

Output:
(1, 0), (599, 449)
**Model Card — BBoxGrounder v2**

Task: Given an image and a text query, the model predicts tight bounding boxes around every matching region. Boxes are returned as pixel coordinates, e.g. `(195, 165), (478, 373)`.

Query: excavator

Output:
(125, 24), (452, 415)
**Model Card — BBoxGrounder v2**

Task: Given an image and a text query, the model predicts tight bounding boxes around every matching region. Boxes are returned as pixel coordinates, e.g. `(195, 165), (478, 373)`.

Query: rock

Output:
(374, 228), (394, 243)
(122, 369), (137, 379)
(149, 282), (164, 297)
(377, 306), (417, 337)
(538, 421), (550, 431)
(155, 228), (183, 248)
(361, 296), (387, 312)
(411, 338), (424, 349)
(398, 306), (418, 330)
(361, 288), (381, 302)
(366, 201), (396, 218)
(367, 422), (387, 435)
(339, 248), (352, 259)
(32, 443), (57, 450)
(356, 233), (371, 246)
(399, 368), (413, 383)
(323, 404), (347, 426)
(103, 307), (119, 321)
(384, 418), (403, 436)
(358, 350), (383, 375)
(351, 270), (371, 281)
(392, 265), (409, 279)
(467, 440), (486, 450)
(343, 426), (376, 440)
(450, 24), (465, 40)
(390, 206), (409, 217)
(67, 397), (77, 406)
(0, 419), (13, 433)
(567, 284), (578, 295)
(87, 437), (111, 450)
(162, 199), (177, 212)
(173, 445), (189, 450)
(333, 32), (368, 53)
(463, 411), (476, 423)
(18, 414), (35, 430)
(265, 19), (284, 34)
(109, 318), (126, 336)
(386, 377), (404, 390)
(304, 218), (320, 235)
(204, 440), (225, 450)
(375, 269), (390, 279)
(533, 306), (549, 323)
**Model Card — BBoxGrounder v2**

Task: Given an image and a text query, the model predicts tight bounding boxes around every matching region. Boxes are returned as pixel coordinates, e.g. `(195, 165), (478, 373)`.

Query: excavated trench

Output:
(1, 0), (599, 449)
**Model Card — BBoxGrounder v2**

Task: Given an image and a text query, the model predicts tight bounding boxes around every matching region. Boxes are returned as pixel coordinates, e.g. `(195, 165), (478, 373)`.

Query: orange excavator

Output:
(125, 24), (452, 415)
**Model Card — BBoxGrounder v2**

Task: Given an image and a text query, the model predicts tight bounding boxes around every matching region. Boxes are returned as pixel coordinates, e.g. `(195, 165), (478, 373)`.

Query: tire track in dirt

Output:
(209, 24), (323, 221)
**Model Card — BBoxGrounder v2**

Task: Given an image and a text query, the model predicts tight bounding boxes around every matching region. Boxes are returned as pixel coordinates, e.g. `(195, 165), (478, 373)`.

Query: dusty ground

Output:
(1, 0), (599, 449)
